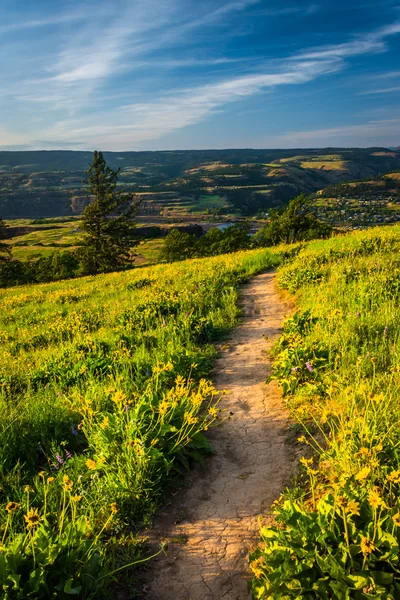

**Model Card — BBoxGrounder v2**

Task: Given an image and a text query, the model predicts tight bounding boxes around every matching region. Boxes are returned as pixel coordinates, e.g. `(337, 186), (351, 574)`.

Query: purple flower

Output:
(56, 453), (64, 465)
(305, 361), (314, 373)
(65, 449), (72, 460)
(71, 427), (78, 436)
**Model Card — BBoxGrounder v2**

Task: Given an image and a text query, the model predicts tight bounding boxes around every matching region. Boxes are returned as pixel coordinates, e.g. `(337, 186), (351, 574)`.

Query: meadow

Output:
(0, 248), (279, 598)
(251, 225), (400, 599)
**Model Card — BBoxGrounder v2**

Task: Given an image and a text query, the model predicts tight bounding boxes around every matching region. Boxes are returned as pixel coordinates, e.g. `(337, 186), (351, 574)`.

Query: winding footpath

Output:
(142, 271), (296, 600)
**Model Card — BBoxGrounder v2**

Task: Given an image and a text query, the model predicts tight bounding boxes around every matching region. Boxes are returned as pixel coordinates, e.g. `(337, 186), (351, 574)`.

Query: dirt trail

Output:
(142, 271), (296, 600)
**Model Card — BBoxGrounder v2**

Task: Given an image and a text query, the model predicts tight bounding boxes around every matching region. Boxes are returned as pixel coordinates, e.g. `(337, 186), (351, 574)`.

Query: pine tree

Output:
(79, 151), (141, 274)
(0, 216), (11, 262)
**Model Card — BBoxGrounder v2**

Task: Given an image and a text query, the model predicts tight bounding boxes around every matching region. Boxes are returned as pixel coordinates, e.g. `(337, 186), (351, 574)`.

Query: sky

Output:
(0, 0), (400, 151)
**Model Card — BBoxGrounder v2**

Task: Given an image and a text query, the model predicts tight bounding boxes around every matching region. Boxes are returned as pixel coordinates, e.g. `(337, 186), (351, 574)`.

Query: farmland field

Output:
(0, 248), (278, 597)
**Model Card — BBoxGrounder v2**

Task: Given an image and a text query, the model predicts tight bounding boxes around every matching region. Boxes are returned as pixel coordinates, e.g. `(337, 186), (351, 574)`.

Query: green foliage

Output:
(255, 194), (333, 246)
(251, 225), (400, 599)
(79, 151), (141, 275)
(160, 223), (252, 262)
(0, 216), (11, 262)
(159, 229), (196, 262)
(0, 248), (279, 597)
(251, 495), (400, 599)
(0, 251), (80, 288)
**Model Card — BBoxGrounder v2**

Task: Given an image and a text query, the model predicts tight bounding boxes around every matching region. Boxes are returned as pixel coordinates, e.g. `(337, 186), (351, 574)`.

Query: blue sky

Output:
(0, 0), (399, 151)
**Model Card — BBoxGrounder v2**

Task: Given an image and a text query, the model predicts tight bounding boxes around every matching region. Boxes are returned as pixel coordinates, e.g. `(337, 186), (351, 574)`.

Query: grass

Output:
(300, 160), (347, 170)
(251, 225), (400, 598)
(135, 238), (164, 264)
(0, 247), (279, 597)
(9, 222), (82, 247)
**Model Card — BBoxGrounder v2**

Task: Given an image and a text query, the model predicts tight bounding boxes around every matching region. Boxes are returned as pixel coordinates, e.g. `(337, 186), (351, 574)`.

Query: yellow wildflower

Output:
(297, 435), (306, 443)
(110, 502), (118, 514)
(300, 457), (314, 467)
(112, 390), (126, 406)
(360, 536), (375, 556)
(47, 477), (55, 484)
(62, 475), (73, 492)
(100, 416), (109, 430)
(24, 485), (34, 493)
(393, 513), (400, 527)
(86, 458), (97, 470)
(70, 495), (82, 502)
(356, 448), (369, 457)
(5, 502), (20, 514)
(158, 400), (169, 416)
(208, 407), (218, 418)
(387, 470), (400, 484)
(184, 412), (198, 425)
(368, 488), (384, 509)
(24, 508), (40, 529)
(346, 500), (360, 516)
(355, 467), (370, 481)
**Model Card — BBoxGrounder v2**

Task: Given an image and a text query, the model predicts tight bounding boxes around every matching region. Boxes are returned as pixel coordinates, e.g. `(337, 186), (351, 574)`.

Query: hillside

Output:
(1, 147), (400, 219)
(315, 170), (400, 226)
(251, 225), (400, 598)
(0, 248), (279, 596)
(4, 226), (400, 597)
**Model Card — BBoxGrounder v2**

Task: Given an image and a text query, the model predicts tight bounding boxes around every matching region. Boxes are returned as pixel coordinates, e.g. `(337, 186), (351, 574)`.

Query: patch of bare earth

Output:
(141, 271), (296, 599)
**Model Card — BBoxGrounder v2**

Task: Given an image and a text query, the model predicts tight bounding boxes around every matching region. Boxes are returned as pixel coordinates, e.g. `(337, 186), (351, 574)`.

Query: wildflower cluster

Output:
(251, 225), (400, 599)
(0, 247), (279, 596)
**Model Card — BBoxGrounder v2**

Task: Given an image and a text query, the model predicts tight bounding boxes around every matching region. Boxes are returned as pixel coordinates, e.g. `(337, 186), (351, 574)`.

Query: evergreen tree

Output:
(0, 216), (11, 262)
(79, 152), (141, 274)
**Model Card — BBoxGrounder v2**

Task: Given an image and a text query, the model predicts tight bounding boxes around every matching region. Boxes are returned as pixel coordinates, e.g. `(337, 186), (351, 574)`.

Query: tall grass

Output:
(0, 248), (279, 598)
(251, 225), (400, 599)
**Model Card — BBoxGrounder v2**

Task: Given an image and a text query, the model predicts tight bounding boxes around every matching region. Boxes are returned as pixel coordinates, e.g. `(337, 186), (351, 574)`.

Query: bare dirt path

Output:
(142, 271), (296, 600)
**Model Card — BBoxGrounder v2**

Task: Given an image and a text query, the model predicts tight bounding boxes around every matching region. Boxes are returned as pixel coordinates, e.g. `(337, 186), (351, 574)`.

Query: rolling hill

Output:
(1, 147), (400, 219)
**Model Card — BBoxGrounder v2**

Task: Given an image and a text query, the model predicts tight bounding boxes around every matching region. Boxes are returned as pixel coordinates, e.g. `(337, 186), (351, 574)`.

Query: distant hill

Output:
(315, 170), (400, 226)
(1, 147), (399, 218)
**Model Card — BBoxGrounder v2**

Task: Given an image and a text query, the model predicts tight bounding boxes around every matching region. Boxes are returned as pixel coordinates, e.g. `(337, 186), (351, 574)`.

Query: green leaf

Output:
(370, 571), (394, 586)
(63, 578), (82, 595)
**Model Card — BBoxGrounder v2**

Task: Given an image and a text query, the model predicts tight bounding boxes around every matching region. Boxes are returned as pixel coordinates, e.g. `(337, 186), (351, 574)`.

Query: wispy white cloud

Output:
(359, 85), (400, 94)
(270, 118), (400, 147)
(33, 58), (356, 148)
(368, 70), (400, 79)
(0, 10), (91, 34)
(2, 1), (400, 150)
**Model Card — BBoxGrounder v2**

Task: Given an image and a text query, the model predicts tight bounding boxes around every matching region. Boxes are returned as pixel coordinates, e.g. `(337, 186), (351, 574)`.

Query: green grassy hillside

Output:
(251, 225), (400, 598)
(0, 248), (278, 597)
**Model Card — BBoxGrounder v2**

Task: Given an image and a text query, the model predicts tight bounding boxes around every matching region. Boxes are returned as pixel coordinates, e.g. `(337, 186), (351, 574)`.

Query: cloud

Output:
(34, 58), (350, 149)
(359, 85), (400, 94)
(3, 2), (400, 150)
(368, 70), (400, 79)
(270, 119), (400, 147)
(0, 6), (102, 34)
